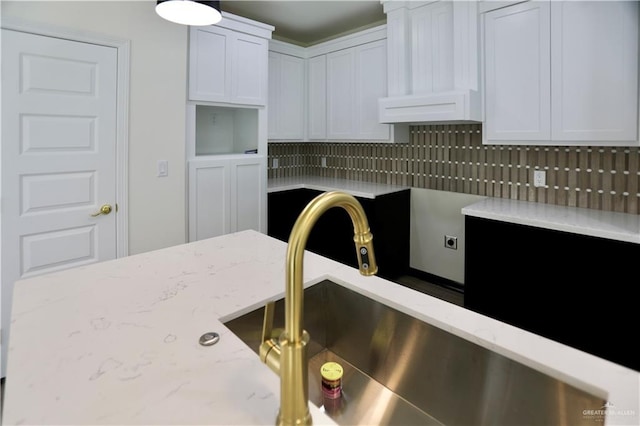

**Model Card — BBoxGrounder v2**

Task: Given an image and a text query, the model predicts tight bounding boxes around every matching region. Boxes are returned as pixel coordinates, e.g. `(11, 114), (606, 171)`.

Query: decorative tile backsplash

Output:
(268, 124), (640, 215)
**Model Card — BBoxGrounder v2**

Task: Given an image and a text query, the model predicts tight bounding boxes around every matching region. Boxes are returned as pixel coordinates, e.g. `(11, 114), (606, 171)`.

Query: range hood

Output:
(379, 90), (481, 124)
(378, 0), (482, 124)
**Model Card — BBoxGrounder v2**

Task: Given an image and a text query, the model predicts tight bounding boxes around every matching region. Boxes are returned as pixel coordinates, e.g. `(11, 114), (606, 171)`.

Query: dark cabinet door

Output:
(465, 216), (640, 372)
(268, 189), (409, 280)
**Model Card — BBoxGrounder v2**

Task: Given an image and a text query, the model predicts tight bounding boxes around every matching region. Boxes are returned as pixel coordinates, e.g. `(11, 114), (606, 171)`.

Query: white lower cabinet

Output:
(188, 156), (266, 242)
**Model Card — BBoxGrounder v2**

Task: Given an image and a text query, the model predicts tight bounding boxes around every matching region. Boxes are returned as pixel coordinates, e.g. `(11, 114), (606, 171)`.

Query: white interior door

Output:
(1, 29), (118, 377)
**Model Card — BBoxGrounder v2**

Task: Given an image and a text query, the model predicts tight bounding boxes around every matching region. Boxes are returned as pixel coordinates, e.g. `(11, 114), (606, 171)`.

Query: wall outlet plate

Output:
(321, 157), (327, 168)
(444, 235), (458, 250)
(533, 170), (546, 187)
(272, 158), (279, 169)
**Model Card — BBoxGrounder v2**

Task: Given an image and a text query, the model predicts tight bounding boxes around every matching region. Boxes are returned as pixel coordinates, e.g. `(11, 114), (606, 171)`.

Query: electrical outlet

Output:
(321, 157), (327, 168)
(272, 158), (279, 169)
(444, 235), (458, 250)
(533, 170), (546, 187)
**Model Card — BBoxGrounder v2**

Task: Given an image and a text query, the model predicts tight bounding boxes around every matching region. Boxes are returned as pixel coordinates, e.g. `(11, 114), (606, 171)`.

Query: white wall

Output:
(410, 188), (486, 284)
(1, 0), (189, 255)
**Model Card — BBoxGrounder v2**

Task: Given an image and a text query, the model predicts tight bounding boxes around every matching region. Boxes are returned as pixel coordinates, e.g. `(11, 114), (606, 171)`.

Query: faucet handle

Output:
(261, 301), (275, 343)
(259, 301), (281, 373)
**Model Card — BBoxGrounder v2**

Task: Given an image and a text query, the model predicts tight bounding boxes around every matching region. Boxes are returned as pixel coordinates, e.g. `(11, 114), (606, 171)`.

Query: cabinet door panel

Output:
(356, 40), (390, 140)
(189, 161), (230, 241)
(189, 27), (232, 102)
(278, 54), (305, 139)
(233, 34), (268, 105)
(411, 1), (454, 94)
(327, 49), (356, 139)
(268, 51), (280, 138)
(484, 1), (551, 141)
(551, 1), (639, 141)
(231, 159), (265, 233)
(308, 55), (327, 139)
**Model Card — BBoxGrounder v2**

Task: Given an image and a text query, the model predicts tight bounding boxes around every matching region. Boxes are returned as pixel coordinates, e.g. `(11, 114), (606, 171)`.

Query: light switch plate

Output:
(157, 160), (168, 177)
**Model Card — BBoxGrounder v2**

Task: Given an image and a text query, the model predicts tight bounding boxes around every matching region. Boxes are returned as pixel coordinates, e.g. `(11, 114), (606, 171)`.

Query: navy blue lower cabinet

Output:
(464, 216), (639, 372)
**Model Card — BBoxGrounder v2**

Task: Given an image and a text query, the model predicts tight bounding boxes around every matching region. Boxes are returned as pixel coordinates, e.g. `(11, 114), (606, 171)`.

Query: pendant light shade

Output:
(156, 0), (222, 26)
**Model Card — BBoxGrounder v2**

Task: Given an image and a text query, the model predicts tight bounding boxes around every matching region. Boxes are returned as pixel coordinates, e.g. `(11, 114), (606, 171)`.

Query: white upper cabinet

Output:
(268, 50), (305, 140)
(326, 48), (357, 139)
(307, 55), (327, 140)
(355, 40), (391, 140)
(484, 1), (551, 141)
(483, 1), (639, 146)
(313, 27), (408, 142)
(189, 14), (273, 106)
(326, 39), (392, 140)
(550, 1), (638, 142)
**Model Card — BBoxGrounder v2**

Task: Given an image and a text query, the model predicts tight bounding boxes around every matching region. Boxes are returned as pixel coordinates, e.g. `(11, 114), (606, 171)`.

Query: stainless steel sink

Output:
(224, 280), (605, 425)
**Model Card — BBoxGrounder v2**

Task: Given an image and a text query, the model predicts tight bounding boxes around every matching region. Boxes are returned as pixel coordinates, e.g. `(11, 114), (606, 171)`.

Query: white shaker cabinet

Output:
(188, 156), (266, 242)
(484, 1), (551, 142)
(307, 55), (327, 140)
(550, 1), (638, 142)
(326, 39), (391, 140)
(483, 1), (639, 146)
(268, 51), (305, 140)
(189, 16), (272, 106)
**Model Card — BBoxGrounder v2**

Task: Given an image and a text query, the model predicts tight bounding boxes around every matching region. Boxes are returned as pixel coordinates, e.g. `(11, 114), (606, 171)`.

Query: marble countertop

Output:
(462, 198), (640, 244)
(268, 176), (410, 199)
(3, 231), (639, 425)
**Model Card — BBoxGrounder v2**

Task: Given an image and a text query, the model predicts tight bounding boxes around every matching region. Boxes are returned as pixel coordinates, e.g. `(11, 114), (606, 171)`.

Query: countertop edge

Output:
(267, 176), (410, 199)
(462, 198), (640, 244)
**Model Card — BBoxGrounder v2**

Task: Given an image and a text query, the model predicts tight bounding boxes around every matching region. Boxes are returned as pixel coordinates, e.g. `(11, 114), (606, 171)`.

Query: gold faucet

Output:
(259, 191), (378, 425)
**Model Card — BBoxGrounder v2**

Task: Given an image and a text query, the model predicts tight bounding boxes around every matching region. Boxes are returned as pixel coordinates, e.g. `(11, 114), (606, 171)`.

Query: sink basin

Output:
(224, 280), (605, 425)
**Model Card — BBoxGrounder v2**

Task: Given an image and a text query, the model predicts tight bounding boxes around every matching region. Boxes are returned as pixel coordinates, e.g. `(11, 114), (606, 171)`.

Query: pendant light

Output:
(156, 0), (222, 26)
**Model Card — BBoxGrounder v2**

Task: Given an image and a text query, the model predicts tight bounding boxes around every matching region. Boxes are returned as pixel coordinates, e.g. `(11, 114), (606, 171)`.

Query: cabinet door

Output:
(229, 156), (266, 233)
(189, 27), (233, 102)
(355, 40), (390, 140)
(327, 49), (356, 139)
(269, 52), (304, 140)
(188, 159), (231, 242)
(551, 1), (639, 142)
(411, 1), (454, 94)
(484, 1), (551, 141)
(232, 33), (268, 105)
(268, 51), (280, 138)
(307, 55), (327, 140)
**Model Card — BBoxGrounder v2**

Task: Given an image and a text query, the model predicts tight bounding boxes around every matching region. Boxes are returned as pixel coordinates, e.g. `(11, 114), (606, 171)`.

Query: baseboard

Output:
(407, 268), (465, 294)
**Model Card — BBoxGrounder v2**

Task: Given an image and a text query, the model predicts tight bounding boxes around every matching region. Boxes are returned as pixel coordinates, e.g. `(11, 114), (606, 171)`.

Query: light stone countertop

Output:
(267, 176), (410, 199)
(462, 197), (640, 244)
(2, 230), (639, 425)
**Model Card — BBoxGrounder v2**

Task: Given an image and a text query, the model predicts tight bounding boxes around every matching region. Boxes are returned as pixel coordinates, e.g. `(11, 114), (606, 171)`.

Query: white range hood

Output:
(379, 90), (481, 124)
(378, 0), (482, 124)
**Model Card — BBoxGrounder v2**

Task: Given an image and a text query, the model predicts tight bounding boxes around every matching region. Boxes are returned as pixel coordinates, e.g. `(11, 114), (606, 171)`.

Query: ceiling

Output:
(220, 1), (387, 46)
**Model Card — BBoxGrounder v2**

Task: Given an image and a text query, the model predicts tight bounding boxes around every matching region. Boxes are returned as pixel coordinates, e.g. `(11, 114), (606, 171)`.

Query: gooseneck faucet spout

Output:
(259, 191), (377, 426)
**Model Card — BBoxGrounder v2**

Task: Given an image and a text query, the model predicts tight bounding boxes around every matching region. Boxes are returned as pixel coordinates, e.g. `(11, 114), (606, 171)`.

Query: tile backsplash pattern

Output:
(268, 124), (640, 215)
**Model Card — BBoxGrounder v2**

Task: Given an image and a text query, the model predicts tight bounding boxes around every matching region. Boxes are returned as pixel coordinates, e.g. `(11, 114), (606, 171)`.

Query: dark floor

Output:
(394, 275), (464, 307)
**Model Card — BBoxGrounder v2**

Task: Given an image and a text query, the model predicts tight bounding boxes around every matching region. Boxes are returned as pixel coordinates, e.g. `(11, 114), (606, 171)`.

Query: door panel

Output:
(484, 1), (551, 140)
(21, 226), (96, 276)
(1, 29), (118, 376)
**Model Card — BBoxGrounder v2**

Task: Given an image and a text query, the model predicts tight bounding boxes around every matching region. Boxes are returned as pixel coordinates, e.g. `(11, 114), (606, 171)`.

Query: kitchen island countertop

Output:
(2, 230), (639, 425)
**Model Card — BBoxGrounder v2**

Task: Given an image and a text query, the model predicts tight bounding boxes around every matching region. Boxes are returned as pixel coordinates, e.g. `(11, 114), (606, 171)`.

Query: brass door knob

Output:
(91, 204), (112, 217)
